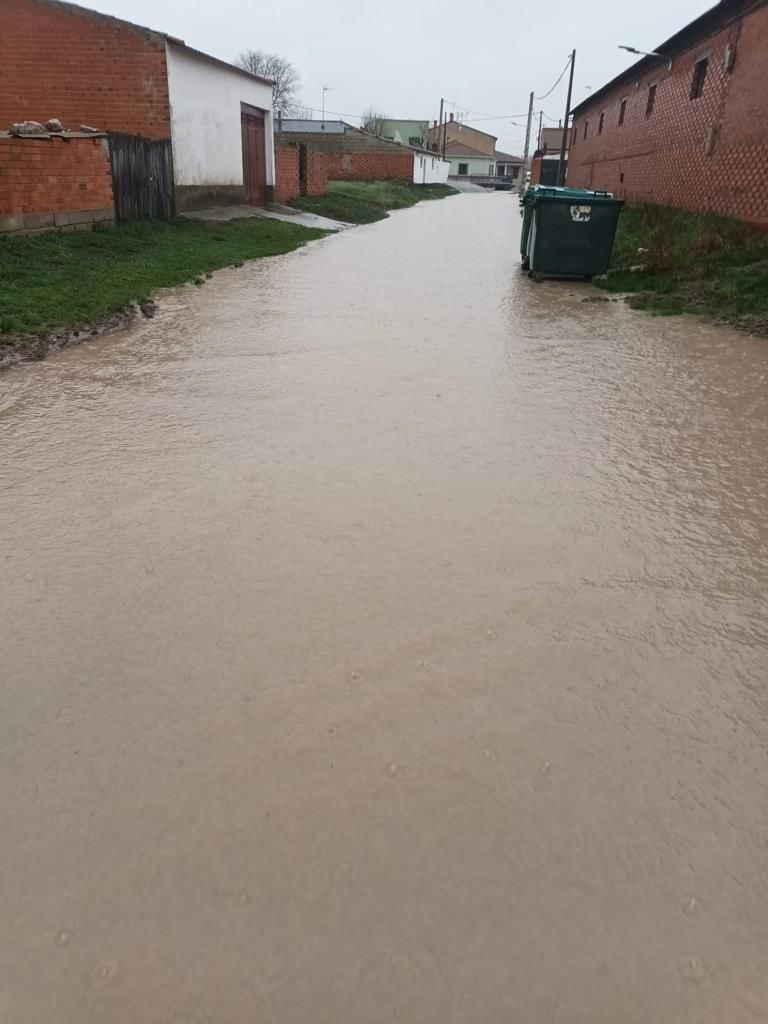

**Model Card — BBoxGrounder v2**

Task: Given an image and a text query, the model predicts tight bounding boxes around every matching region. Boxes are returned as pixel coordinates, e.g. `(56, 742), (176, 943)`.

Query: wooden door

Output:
(109, 133), (175, 221)
(241, 109), (267, 206)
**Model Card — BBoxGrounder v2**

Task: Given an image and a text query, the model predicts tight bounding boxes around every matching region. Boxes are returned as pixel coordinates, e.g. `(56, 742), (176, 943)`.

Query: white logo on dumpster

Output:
(570, 205), (592, 223)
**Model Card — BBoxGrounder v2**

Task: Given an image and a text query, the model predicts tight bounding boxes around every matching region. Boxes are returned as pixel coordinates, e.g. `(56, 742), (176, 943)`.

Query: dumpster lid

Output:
(526, 184), (620, 205)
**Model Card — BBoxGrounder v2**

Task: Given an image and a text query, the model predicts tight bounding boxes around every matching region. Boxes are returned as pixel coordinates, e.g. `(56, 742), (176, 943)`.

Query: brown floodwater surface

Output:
(1, 194), (768, 1023)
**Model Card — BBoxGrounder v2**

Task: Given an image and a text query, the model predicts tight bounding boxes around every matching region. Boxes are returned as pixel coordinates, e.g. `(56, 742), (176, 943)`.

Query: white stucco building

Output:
(412, 150), (451, 185)
(165, 42), (276, 211)
(4, 1), (278, 216)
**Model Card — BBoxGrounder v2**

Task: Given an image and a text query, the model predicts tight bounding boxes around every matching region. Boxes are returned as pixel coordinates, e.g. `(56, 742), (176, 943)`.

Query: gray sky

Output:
(95, 0), (708, 154)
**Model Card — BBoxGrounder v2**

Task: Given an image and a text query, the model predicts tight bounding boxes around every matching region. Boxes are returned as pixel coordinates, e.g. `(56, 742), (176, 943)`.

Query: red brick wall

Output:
(323, 150), (413, 182)
(0, 135), (114, 231)
(568, 2), (768, 226)
(274, 143), (329, 202)
(306, 150), (328, 196)
(275, 142), (299, 203)
(1, 0), (171, 139)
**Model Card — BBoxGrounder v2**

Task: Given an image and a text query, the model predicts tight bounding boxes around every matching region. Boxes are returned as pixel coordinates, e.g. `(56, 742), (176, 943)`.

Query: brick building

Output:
(274, 121), (448, 201)
(427, 116), (496, 158)
(530, 126), (569, 185)
(2, 0), (276, 215)
(568, 0), (768, 226)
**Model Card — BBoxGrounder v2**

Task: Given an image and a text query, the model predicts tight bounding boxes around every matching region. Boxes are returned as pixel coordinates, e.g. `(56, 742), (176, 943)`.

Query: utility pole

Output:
(557, 50), (575, 186)
(437, 97), (444, 153)
(442, 105), (448, 157)
(522, 91), (534, 173)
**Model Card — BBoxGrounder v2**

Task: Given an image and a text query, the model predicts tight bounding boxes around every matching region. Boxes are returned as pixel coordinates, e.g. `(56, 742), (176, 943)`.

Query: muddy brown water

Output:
(2, 194), (768, 1023)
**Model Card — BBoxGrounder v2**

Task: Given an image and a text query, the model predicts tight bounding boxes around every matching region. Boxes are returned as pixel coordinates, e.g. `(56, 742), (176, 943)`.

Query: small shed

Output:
(1, 0), (277, 215)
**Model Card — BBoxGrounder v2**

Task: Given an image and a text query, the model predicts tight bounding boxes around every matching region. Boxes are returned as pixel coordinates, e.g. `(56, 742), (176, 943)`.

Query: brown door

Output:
(241, 108), (267, 206)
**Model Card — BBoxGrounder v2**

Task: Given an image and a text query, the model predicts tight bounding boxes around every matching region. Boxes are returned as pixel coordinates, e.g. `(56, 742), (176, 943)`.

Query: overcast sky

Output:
(94, 0), (708, 154)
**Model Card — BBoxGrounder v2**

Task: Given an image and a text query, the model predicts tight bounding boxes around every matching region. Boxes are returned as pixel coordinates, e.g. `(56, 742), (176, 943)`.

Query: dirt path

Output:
(2, 193), (767, 1023)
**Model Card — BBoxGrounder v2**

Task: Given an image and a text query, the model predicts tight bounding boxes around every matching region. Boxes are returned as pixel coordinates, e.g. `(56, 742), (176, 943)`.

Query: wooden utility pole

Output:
(557, 50), (575, 186)
(522, 91), (535, 172)
(442, 105), (448, 156)
(437, 97), (444, 152)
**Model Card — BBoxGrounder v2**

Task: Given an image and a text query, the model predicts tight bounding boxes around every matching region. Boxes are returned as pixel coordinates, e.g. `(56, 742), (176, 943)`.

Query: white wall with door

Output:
(445, 154), (495, 177)
(166, 42), (275, 191)
(412, 152), (450, 184)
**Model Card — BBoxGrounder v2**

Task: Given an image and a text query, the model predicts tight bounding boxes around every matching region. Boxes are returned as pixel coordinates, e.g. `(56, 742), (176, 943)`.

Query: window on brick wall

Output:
(619, 99), (627, 126)
(691, 57), (709, 99)
(598, 112), (605, 134)
(584, 120), (589, 139)
(646, 83), (657, 118)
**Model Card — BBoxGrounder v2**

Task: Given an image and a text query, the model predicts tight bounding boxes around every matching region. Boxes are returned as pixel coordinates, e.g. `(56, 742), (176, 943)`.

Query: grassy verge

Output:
(0, 216), (327, 341)
(291, 180), (458, 224)
(597, 203), (768, 334)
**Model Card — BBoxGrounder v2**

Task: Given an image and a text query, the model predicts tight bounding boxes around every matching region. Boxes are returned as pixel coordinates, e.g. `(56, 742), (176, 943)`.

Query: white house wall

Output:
(166, 43), (275, 204)
(446, 155), (495, 177)
(412, 153), (450, 184)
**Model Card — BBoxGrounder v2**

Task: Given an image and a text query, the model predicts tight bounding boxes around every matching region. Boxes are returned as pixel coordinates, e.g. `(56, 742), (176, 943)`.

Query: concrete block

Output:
(0, 214), (25, 233)
(53, 210), (72, 226)
(66, 209), (97, 225)
(91, 207), (114, 223)
(23, 212), (55, 230)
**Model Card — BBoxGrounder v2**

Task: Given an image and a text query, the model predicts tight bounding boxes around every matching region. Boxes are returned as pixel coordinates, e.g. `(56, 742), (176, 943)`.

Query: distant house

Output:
(379, 119), (430, 148)
(427, 116), (497, 178)
(531, 126), (568, 186)
(1, 0), (277, 214)
(440, 142), (495, 178)
(274, 120), (449, 200)
(538, 126), (569, 157)
(427, 115), (497, 158)
(495, 150), (524, 181)
(276, 118), (347, 136)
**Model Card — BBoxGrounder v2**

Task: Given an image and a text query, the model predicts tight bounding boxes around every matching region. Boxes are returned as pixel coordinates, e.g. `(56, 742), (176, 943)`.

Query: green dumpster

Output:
(521, 186), (623, 280)
(519, 186), (596, 267)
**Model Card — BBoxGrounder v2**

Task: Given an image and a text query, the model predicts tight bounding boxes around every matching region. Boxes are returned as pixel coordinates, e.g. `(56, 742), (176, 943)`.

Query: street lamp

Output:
(619, 45), (673, 70)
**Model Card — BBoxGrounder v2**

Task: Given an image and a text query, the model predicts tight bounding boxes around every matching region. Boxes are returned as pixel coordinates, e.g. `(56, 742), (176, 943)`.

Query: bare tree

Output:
(360, 107), (388, 136)
(236, 50), (300, 114)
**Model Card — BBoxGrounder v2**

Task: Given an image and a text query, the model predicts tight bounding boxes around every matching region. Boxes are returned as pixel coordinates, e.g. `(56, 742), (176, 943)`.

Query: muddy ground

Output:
(2, 193), (767, 1023)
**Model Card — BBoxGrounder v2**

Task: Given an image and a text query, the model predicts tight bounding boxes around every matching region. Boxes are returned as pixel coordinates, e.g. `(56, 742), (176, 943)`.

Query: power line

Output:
(534, 56), (572, 100)
(445, 100), (529, 120)
(461, 114), (530, 125)
(293, 104), (534, 141)
(300, 105), (432, 122)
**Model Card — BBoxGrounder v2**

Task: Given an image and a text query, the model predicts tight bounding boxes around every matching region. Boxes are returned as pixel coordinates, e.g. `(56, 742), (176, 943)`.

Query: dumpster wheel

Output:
(528, 271), (543, 283)
(521, 258), (530, 272)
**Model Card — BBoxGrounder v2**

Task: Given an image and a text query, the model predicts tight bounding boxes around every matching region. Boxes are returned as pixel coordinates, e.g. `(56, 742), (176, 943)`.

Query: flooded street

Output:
(2, 192), (768, 1022)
